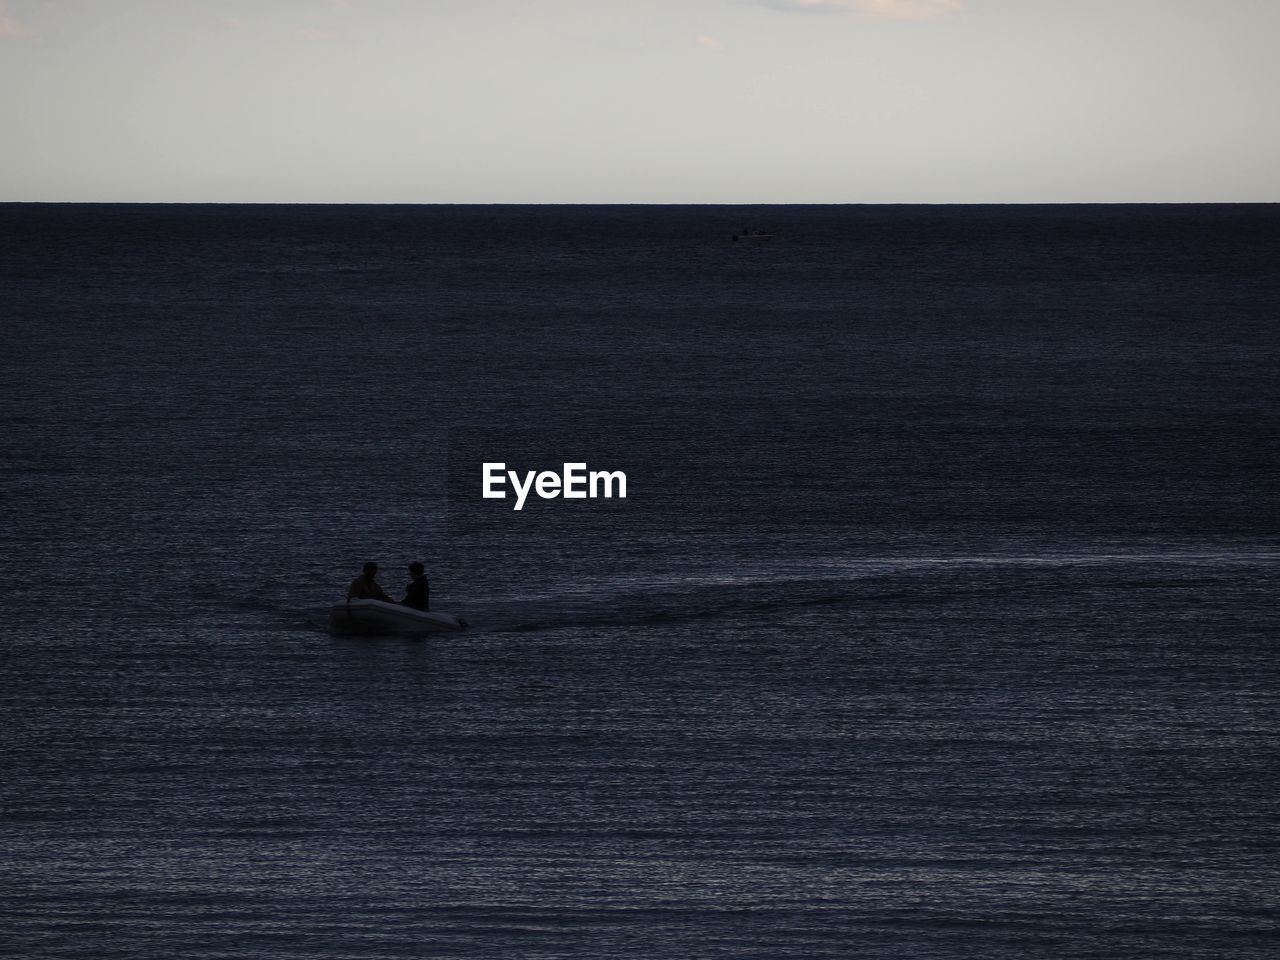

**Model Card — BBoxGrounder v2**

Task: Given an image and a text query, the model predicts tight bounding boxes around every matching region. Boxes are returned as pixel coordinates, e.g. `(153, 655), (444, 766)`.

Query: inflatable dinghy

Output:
(329, 599), (468, 636)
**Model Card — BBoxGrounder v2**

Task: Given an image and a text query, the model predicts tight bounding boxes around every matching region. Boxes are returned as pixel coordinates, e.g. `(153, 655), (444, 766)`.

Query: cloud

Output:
(696, 35), (724, 51)
(761, 0), (964, 20)
(0, 2), (28, 39)
(298, 26), (336, 41)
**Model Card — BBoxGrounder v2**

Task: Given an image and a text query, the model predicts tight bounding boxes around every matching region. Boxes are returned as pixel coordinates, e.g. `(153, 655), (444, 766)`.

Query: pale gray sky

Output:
(2, 0), (1277, 202)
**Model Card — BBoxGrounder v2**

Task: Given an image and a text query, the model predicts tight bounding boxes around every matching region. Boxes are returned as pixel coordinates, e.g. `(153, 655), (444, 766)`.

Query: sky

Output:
(1, 0), (1278, 203)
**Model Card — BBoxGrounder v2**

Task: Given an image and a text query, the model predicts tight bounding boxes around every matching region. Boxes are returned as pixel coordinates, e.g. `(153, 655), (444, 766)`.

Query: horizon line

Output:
(3, 199), (1278, 207)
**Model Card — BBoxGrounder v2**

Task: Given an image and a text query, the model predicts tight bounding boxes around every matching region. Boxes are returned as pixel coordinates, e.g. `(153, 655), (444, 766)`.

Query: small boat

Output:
(732, 229), (773, 242)
(329, 599), (468, 636)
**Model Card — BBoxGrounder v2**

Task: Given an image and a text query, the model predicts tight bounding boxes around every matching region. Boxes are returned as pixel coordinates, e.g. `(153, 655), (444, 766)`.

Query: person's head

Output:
(408, 561), (424, 577)
(362, 562), (378, 578)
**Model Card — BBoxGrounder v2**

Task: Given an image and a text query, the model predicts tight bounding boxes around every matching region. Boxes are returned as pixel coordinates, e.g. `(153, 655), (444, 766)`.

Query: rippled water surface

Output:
(2, 204), (1278, 958)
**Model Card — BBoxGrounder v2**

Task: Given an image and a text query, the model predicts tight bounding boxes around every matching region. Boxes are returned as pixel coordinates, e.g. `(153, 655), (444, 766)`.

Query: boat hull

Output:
(329, 599), (467, 635)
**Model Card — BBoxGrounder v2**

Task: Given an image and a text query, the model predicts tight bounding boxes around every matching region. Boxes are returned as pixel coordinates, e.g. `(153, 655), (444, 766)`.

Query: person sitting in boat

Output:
(348, 562), (393, 602)
(402, 561), (430, 611)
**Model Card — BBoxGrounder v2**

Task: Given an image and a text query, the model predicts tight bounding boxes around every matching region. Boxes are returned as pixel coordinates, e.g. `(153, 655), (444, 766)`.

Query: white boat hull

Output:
(329, 599), (467, 635)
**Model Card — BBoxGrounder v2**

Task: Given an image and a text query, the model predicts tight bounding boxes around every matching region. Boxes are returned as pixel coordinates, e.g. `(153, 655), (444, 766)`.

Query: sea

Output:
(1, 204), (1277, 959)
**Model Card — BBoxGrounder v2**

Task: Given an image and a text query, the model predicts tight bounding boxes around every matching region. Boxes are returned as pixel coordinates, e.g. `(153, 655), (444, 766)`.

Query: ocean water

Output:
(1, 203), (1278, 958)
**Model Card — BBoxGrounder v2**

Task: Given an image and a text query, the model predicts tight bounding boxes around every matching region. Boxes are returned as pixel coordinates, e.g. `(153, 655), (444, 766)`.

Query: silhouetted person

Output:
(402, 562), (430, 611)
(348, 562), (392, 601)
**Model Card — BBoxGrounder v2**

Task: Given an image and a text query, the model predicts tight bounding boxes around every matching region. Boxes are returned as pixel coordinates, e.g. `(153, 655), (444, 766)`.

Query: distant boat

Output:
(732, 229), (773, 242)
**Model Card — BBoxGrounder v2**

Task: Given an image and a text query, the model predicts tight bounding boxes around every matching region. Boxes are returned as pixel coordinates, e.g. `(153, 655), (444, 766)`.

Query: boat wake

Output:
(477, 548), (1277, 635)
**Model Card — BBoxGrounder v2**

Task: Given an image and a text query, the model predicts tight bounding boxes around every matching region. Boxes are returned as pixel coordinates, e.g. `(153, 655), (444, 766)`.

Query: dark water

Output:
(2, 204), (1278, 958)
